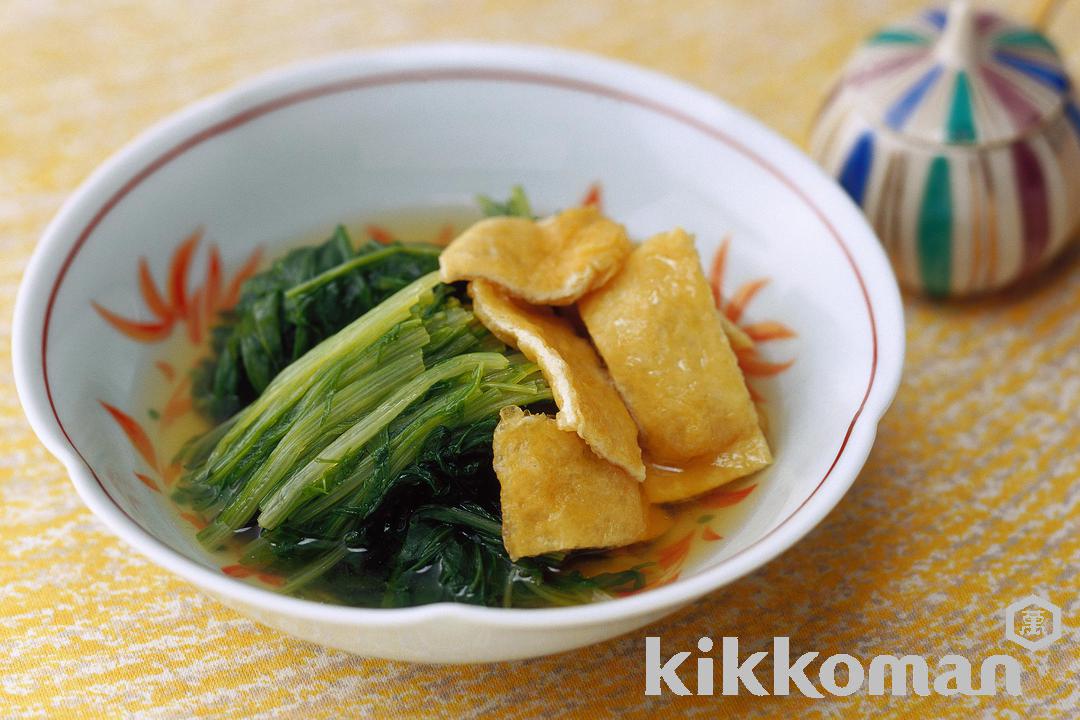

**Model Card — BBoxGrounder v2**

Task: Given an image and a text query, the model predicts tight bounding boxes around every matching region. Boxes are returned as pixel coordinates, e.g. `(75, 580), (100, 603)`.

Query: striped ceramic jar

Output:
(811, 2), (1080, 297)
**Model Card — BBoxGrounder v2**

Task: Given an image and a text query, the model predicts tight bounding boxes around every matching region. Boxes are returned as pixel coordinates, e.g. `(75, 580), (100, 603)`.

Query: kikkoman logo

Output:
(644, 637), (1023, 698)
(645, 595), (1063, 698)
(1004, 594), (1062, 651)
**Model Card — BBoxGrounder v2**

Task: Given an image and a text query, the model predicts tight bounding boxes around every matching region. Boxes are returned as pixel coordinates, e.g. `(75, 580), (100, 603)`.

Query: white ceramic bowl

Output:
(13, 44), (904, 663)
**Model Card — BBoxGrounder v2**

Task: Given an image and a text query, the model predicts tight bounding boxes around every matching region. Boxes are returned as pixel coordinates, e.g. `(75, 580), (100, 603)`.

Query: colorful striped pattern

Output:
(994, 29), (1057, 52)
(867, 29), (928, 45)
(946, 71), (976, 143)
(884, 65), (943, 131)
(839, 7), (1069, 146)
(811, 6), (1080, 296)
(814, 111), (1080, 294)
(981, 65), (1045, 130)
(838, 131), (874, 204)
(917, 156), (952, 295)
(992, 50), (1071, 94)
(1012, 142), (1050, 275)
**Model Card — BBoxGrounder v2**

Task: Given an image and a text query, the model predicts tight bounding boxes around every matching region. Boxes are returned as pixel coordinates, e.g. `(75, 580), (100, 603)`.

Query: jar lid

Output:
(839, 2), (1072, 146)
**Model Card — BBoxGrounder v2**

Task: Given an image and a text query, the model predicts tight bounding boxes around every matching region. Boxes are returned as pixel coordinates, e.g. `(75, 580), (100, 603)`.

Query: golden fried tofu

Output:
(493, 407), (646, 560)
(440, 206), (632, 305)
(643, 433), (772, 503)
(469, 279), (644, 480)
(638, 501), (675, 542)
(579, 229), (768, 465)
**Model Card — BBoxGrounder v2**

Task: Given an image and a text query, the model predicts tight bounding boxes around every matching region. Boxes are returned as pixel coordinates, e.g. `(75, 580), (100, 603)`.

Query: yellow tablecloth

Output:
(2, 1), (1077, 717)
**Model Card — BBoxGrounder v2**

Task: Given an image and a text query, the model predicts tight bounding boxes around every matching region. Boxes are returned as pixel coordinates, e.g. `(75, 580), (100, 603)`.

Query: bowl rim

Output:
(12, 42), (905, 630)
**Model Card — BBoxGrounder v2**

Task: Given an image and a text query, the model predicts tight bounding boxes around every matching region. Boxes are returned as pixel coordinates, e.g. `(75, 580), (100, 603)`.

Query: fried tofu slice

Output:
(440, 206), (632, 305)
(638, 500), (675, 542)
(469, 279), (645, 480)
(493, 407), (646, 560)
(643, 434), (771, 504)
(579, 228), (769, 469)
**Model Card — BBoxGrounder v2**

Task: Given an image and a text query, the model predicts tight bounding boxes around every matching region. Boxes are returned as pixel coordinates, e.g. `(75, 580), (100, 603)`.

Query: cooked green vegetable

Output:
(191, 226), (441, 422)
(174, 192), (646, 608)
(192, 190), (534, 422)
(176, 193), (643, 608)
(478, 185), (533, 219)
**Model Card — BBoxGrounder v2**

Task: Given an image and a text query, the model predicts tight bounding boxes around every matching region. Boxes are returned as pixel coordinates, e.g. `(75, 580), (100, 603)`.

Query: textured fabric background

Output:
(2, 1), (1078, 718)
